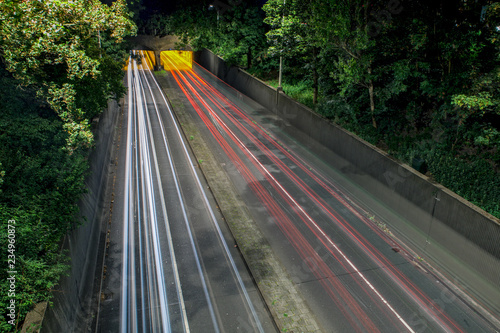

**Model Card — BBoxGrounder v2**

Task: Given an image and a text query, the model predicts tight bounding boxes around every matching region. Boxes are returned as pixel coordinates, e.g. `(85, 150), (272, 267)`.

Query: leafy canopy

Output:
(0, 0), (136, 151)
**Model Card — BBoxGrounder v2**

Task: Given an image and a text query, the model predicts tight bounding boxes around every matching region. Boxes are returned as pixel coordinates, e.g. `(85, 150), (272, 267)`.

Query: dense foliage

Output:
(152, 0), (499, 218)
(0, 0), (135, 151)
(160, 0), (269, 69)
(0, 0), (135, 330)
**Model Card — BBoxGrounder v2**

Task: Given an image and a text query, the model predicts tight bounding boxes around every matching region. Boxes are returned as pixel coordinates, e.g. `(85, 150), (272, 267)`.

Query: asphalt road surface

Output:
(157, 51), (500, 333)
(94, 54), (277, 333)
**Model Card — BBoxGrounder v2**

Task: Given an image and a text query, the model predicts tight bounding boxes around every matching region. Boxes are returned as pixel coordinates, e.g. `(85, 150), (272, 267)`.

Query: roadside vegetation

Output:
(0, 0), (498, 329)
(0, 0), (135, 330)
(144, 0), (500, 219)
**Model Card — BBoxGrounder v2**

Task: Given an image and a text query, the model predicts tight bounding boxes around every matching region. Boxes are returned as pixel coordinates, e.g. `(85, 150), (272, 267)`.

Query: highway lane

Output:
(94, 53), (277, 332)
(160, 51), (500, 332)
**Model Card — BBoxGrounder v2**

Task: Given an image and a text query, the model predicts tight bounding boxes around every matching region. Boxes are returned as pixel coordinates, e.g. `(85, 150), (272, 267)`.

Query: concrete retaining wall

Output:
(195, 49), (500, 317)
(40, 100), (120, 332)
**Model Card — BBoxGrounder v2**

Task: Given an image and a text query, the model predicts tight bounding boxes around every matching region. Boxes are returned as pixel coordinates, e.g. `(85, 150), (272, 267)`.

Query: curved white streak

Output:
(141, 59), (221, 333)
(135, 61), (171, 332)
(150, 57), (265, 333)
(137, 57), (190, 333)
(133, 90), (148, 333)
(121, 57), (136, 333)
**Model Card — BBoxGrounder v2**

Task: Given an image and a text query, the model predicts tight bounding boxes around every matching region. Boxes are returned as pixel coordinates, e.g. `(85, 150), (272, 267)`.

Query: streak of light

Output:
(143, 51), (155, 70)
(121, 56), (135, 333)
(161, 51), (193, 70)
(182, 68), (461, 332)
(183, 67), (463, 332)
(163, 55), (380, 332)
(143, 68), (220, 333)
(147, 52), (266, 333)
(122, 52), (178, 333)
(133, 83), (148, 333)
(163, 53), (471, 332)
(134, 58), (171, 332)
(137, 56), (191, 333)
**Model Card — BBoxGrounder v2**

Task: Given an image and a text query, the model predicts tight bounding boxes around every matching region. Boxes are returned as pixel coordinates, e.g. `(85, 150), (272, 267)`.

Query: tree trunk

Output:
(313, 47), (318, 104)
(367, 67), (377, 128)
(247, 48), (252, 69)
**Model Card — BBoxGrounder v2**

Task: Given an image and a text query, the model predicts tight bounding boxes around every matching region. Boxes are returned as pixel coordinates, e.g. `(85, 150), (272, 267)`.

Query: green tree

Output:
(311, 0), (383, 127)
(213, 4), (267, 68)
(449, 3), (500, 148)
(263, 0), (320, 103)
(170, 6), (215, 50)
(170, 2), (267, 69)
(0, 0), (137, 329)
(0, 0), (136, 151)
(263, 0), (499, 218)
(143, 12), (173, 37)
(0, 64), (88, 331)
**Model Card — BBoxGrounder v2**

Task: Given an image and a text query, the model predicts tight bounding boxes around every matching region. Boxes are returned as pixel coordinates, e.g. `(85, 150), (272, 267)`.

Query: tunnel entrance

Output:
(125, 50), (193, 71)
(161, 51), (193, 70)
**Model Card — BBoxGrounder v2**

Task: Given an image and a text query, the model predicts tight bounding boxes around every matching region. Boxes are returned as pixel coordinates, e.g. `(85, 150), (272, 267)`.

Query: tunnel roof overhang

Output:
(127, 34), (192, 51)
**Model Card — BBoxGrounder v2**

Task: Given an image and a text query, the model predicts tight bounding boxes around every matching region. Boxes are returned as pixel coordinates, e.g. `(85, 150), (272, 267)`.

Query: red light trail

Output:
(158, 50), (477, 332)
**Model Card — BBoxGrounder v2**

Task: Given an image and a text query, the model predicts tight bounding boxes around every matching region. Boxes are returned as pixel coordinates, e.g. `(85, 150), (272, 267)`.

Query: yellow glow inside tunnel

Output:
(161, 51), (193, 71)
(123, 50), (156, 70)
(142, 51), (156, 70)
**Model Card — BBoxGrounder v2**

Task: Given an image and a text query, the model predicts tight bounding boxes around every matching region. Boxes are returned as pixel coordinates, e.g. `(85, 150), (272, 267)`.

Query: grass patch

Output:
(154, 69), (168, 76)
(264, 79), (315, 109)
